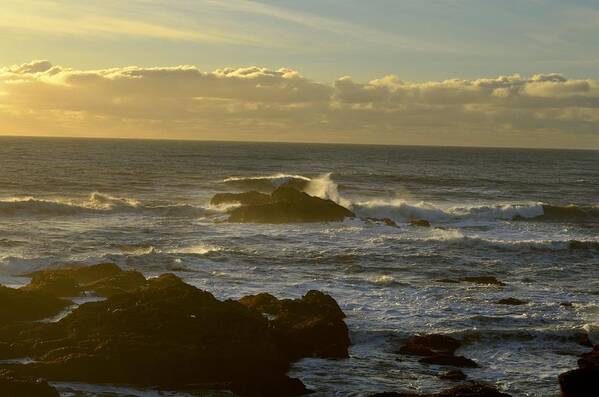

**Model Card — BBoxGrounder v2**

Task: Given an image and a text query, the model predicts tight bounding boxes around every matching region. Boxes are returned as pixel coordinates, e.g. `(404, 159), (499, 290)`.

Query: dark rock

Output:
(460, 277), (505, 286)
(576, 333), (593, 348)
(0, 267), (348, 396)
(86, 270), (147, 297)
(210, 191), (272, 206)
(21, 272), (81, 297)
(439, 369), (467, 381)
(228, 187), (354, 223)
(0, 369), (59, 397)
(0, 286), (70, 323)
(411, 219), (431, 227)
(367, 217), (399, 228)
(239, 289), (350, 360)
(25, 263), (122, 285)
(398, 334), (462, 356)
(559, 368), (598, 397)
(496, 298), (528, 305)
(369, 382), (511, 397)
(558, 345), (599, 397)
(420, 355), (479, 368)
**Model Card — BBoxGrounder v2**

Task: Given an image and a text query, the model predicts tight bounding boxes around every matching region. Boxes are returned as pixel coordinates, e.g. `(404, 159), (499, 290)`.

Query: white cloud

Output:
(1, 60), (598, 148)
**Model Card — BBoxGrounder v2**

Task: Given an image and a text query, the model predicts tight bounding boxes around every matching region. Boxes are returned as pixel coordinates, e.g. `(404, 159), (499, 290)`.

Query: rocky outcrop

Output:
(239, 290), (350, 360)
(0, 266), (350, 396)
(226, 186), (354, 223)
(397, 334), (478, 368)
(22, 263), (147, 298)
(0, 370), (59, 397)
(0, 285), (70, 323)
(210, 191), (272, 206)
(558, 345), (599, 397)
(369, 382), (511, 397)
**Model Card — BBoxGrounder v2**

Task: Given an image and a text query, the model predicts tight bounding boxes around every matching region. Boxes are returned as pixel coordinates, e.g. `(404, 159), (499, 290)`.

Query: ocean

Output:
(0, 136), (598, 396)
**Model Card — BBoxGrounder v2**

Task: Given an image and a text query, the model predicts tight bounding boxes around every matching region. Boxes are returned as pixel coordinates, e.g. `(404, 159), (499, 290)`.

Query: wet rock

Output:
(367, 217), (399, 228)
(398, 334), (462, 356)
(25, 263), (122, 285)
(496, 298), (528, 305)
(0, 369), (59, 397)
(0, 286), (70, 323)
(239, 289), (350, 360)
(21, 272), (81, 297)
(210, 191), (272, 206)
(420, 354), (479, 368)
(369, 382), (511, 397)
(410, 219), (431, 227)
(86, 270), (147, 297)
(227, 186), (354, 223)
(576, 333), (594, 347)
(460, 277), (506, 286)
(23, 264), (147, 298)
(558, 345), (599, 397)
(439, 369), (467, 381)
(0, 268), (349, 396)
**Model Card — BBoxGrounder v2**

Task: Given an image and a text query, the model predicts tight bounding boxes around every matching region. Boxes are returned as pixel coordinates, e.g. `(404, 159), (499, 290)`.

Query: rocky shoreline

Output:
(0, 262), (594, 396)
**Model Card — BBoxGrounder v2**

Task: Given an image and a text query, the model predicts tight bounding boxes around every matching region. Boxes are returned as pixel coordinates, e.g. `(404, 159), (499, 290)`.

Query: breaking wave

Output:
(0, 192), (206, 218)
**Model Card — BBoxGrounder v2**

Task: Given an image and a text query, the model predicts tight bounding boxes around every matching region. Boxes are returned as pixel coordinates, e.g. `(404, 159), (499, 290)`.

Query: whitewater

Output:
(0, 137), (598, 396)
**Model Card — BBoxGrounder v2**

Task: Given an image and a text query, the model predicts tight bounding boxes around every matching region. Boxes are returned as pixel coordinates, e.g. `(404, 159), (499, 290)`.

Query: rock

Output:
(576, 333), (593, 347)
(0, 285), (70, 323)
(398, 334), (462, 356)
(496, 298), (528, 305)
(367, 217), (399, 228)
(21, 272), (81, 297)
(25, 263), (122, 285)
(410, 219), (431, 227)
(0, 267), (349, 396)
(369, 382), (511, 397)
(210, 191), (272, 206)
(460, 277), (505, 286)
(0, 369), (59, 397)
(558, 345), (599, 397)
(86, 270), (147, 297)
(439, 369), (467, 381)
(239, 289), (350, 360)
(227, 187), (354, 223)
(420, 355), (479, 368)
(23, 264), (147, 298)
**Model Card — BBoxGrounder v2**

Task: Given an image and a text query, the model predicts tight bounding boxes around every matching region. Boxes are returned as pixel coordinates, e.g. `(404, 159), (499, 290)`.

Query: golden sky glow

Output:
(1, 1), (599, 148)
(1, 60), (599, 148)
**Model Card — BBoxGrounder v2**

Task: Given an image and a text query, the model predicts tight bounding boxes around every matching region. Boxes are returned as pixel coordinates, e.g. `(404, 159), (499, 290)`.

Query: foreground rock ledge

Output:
(0, 264), (350, 396)
(213, 186), (355, 223)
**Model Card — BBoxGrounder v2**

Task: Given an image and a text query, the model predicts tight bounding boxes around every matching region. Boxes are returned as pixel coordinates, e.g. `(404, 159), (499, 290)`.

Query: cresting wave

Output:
(222, 172), (598, 223)
(0, 192), (207, 218)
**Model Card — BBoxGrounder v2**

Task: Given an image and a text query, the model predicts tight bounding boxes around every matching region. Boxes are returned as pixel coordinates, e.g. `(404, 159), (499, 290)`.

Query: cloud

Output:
(1, 60), (598, 148)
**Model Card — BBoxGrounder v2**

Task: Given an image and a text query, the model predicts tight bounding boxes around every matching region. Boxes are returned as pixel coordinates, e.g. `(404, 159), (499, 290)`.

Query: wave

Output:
(0, 192), (206, 218)
(222, 173), (311, 192)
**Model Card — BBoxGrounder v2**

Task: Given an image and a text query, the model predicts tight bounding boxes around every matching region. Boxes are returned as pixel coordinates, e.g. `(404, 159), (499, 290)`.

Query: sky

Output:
(1, 0), (599, 148)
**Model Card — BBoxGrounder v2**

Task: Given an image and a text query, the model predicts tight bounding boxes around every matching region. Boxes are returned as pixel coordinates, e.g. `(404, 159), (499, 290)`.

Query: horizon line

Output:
(1, 133), (597, 152)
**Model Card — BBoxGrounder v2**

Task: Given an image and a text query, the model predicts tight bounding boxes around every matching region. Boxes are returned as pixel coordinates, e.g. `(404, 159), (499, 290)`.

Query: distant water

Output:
(1, 137), (598, 397)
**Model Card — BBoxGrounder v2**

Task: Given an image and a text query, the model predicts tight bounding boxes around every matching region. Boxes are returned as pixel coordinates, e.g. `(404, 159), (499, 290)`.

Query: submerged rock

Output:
(0, 369), (59, 397)
(367, 217), (400, 228)
(439, 369), (467, 381)
(397, 334), (478, 368)
(0, 266), (350, 396)
(559, 345), (599, 397)
(369, 382), (511, 397)
(227, 186), (354, 223)
(496, 298), (528, 305)
(398, 334), (462, 356)
(460, 277), (506, 286)
(410, 219), (431, 227)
